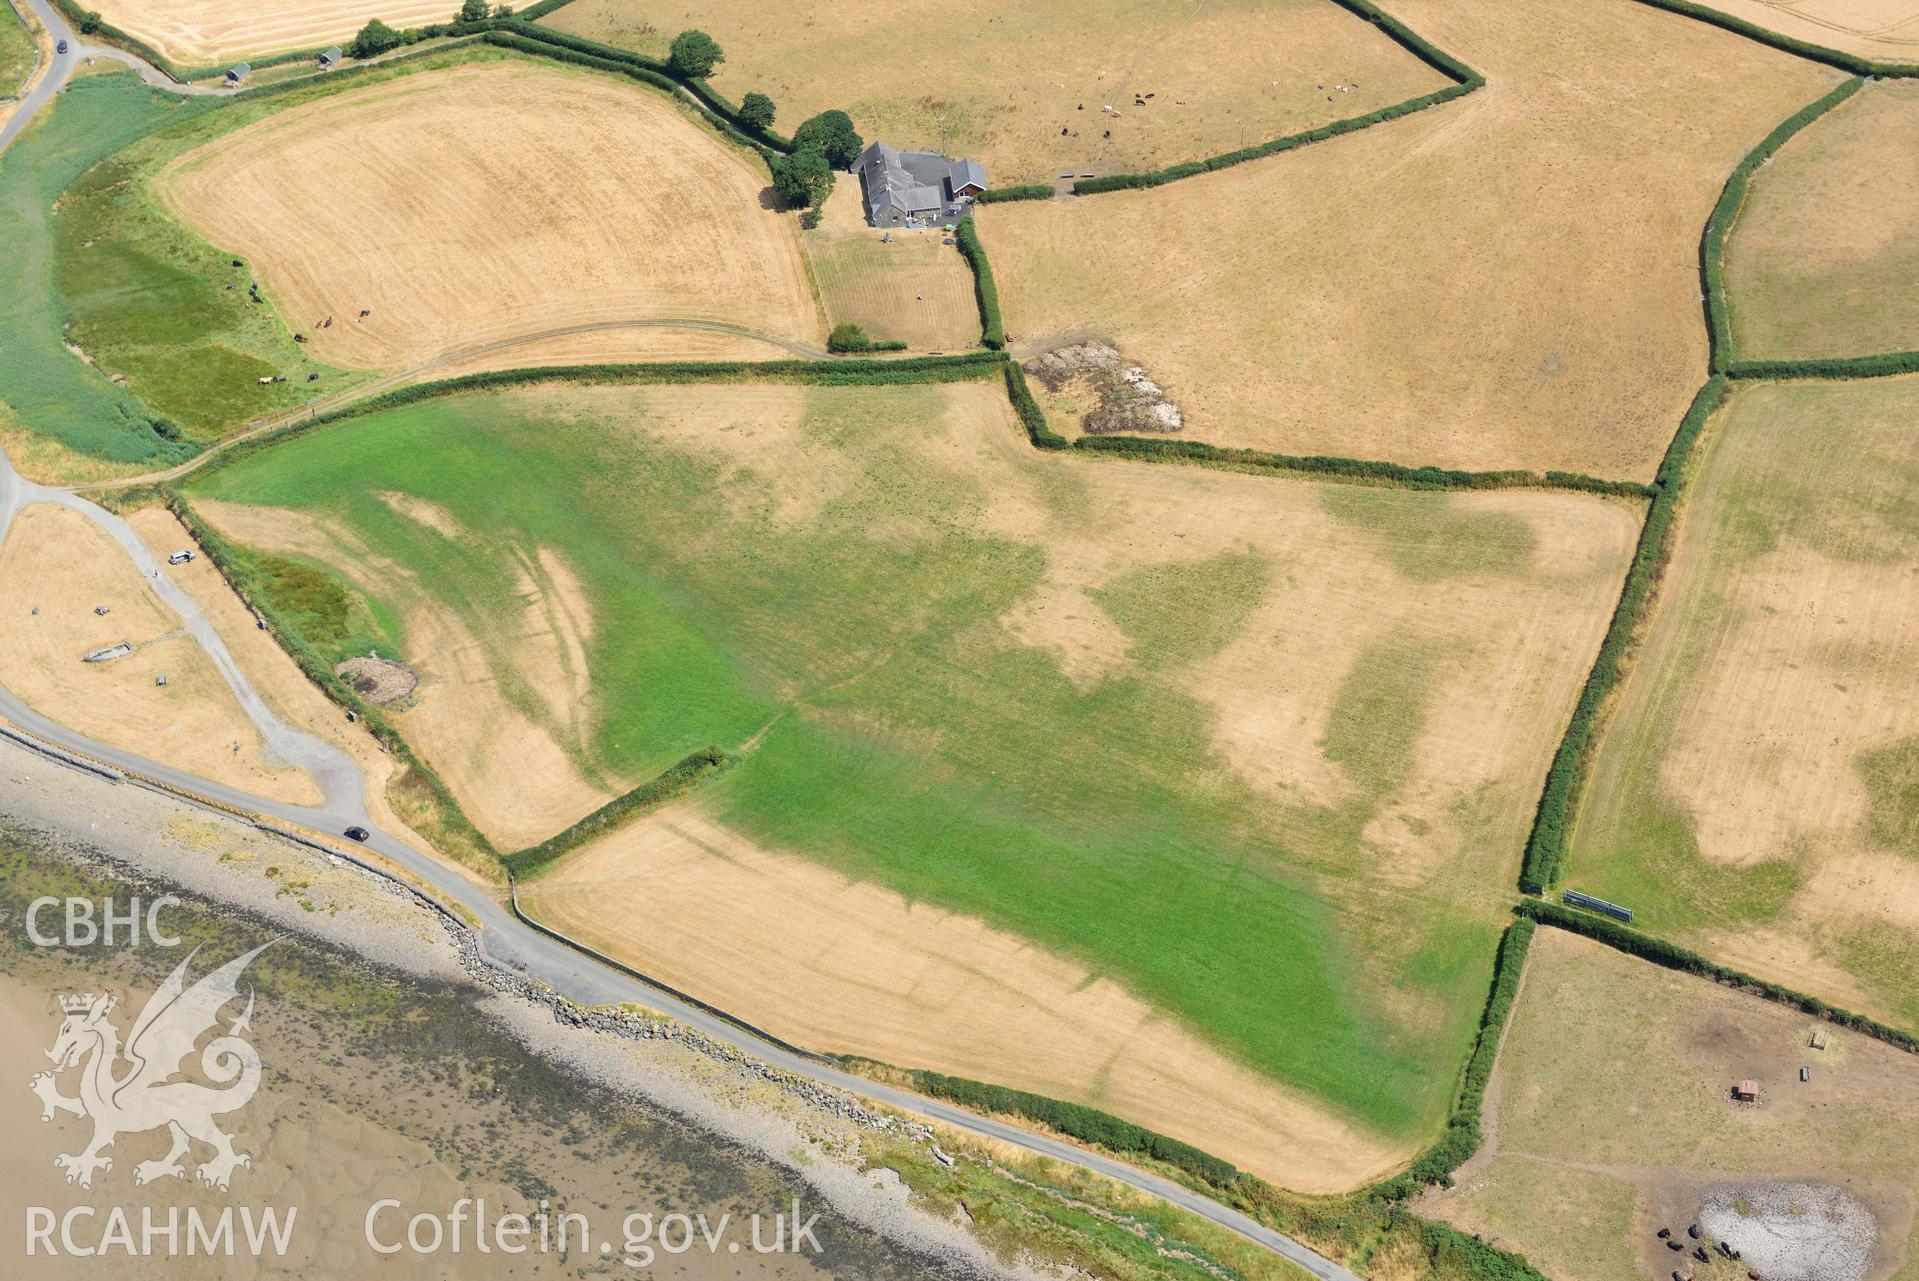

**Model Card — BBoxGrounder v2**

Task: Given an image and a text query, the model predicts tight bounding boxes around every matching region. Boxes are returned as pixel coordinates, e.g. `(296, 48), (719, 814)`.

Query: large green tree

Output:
(791, 110), (863, 169)
(771, 147), (833, 209)
(738, 92), (776, 131)
(348, 19), (402, 58)
(668, 30), (724, 78)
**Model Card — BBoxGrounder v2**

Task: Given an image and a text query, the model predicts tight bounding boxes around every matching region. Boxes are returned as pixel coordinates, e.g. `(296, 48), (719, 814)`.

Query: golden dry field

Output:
(801, 181), (980, 351)
(985, 0), (1841, 481)
(1691, 0), (1919, 59)
(0, 505), (319, 804)
(89, 0), (459, 65)
(519, 806), (1407, 1192)
(543, 0), (1451, 184)
(156, 62), (825, 374)
(1570, 377), (1919, 1031)
(1725, 78), (1919, 360)
(1425, 928), (1919, 1281)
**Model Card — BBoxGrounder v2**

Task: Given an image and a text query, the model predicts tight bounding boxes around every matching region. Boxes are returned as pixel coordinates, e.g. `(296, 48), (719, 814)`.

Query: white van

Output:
(167, 550), (196, 565)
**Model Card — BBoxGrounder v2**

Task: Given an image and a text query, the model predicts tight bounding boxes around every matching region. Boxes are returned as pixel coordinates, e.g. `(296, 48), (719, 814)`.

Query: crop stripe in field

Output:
(1517, 900), (1919, 1055)
(1701, 77), (1864, 372)
(1622, 0), (1919, 78)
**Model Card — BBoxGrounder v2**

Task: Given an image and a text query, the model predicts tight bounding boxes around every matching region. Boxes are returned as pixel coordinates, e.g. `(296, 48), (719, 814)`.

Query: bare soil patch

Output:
(545, 0), (1451, 185)
(89, 0), (459, 66)
(334, 655), (417, 705)
(0, 505), (319, 804)
(1024, 339), (1183, 435)
(987, 0), (1841, 480)
(157, 62), (824, 373)
(1425, 929), (1919, 1281)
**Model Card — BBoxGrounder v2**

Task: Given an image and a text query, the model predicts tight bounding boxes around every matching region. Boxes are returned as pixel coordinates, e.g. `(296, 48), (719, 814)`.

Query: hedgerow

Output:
(161, 491), (501, 876)
(491, 21), (792, 152)
(1727, 350), (1919, 381)
(953, 215), (1004, 348)
(907, 1071), (1244, 1191)
(504, 747), (731, 880)
(188, 353), (1003, 483)
(1517, 900), (1919, 1054)
(1625, 0), (1919, 77)
(1072, 433), (1645, 495)
(1003, 363), (1067, 449)
(1519, 377), (1728, 893)
(974, 184), (1055, 204)
(1702, 78), (1862, 370)
(1410, 1218), (1550, 1281)
(1375, 919), (1534, 1200)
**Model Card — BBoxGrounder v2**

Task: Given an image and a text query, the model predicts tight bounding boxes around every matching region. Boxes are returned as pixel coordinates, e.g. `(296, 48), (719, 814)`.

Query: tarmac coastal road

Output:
(0, 9), (1366, 1278)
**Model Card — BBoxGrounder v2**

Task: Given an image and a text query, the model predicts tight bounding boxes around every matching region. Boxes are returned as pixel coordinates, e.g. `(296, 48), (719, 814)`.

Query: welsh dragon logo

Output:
(29, 942), (271, 1191)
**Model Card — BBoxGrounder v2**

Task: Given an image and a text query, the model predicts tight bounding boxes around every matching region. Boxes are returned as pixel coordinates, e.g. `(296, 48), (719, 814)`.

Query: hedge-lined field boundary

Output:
(489, 20), (790, 153)
(1626, 0), (1919, 77)
(974, 183), (1055, 204)
(1073, 433), (1655, 496)
(953, 215), (1004, 348)
(1517, 900), (1919, 1054)
(1519, 377), (1728, 893)
(1375, 918), (1534, 1199)
(1068, 0), (1481, 196)
(504, 747), (731, 880)
(1702, 77), (1863, 370)
(186, 352), (1003, 484)
(1727, 350), (1919, 381)
(160, 490), (503, 879)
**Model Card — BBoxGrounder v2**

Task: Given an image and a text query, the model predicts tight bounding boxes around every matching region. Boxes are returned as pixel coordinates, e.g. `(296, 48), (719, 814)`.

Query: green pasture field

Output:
(0, 48), (513, 466)
(0, 1), (33, 100)
(0, 73), (207, 465)
(185, 378), (1632, 1143)
(1569, 377), (1919, 1028)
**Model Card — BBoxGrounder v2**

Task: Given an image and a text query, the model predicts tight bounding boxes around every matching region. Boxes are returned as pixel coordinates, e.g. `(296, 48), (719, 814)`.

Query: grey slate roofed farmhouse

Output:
(858, 141), (989, 228)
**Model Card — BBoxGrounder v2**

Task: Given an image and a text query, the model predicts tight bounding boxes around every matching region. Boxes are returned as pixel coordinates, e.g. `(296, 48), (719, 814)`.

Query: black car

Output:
(344, 825), (370, 842)
(56, 39), (68, 54)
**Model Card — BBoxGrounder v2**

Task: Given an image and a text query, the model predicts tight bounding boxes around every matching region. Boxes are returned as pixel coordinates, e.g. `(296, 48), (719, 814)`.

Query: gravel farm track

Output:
(0, 2), (1364, 1275)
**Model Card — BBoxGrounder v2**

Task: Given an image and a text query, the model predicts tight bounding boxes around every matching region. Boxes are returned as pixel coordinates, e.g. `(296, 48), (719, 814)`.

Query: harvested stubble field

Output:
(89, 0), (459, 66)
(1691, 0), (1919, 59)
(543, 0), (1450, 184)
(1424, 928), (1919, 1281)
(0, 505), (319, 804)
(1570, 377), (1919, 1031)
(802, 181), (980, 352)
(188, 377), (1638, 1183)
(157, 62), (825, 374)
(1725, 78), (1919, 360)
(986, 0), (1841, 481)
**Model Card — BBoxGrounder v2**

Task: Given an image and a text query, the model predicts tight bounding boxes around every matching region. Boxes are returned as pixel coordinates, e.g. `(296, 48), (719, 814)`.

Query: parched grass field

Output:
(1569, 377), (1919, 1030)
(1424, 929), (1919, 1281)
(986, 0), (1841, 481)
(802, 181), (980, 352)
(1690, 0), (1919, 60)
(157, 61), (826, 374)
(1725, 78), (1919, 361)
(90, 0), (459, 66)
(187, 376), (1638, 1176)
(0, 505), (320, 804)
(543, 0), (1451, 185)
